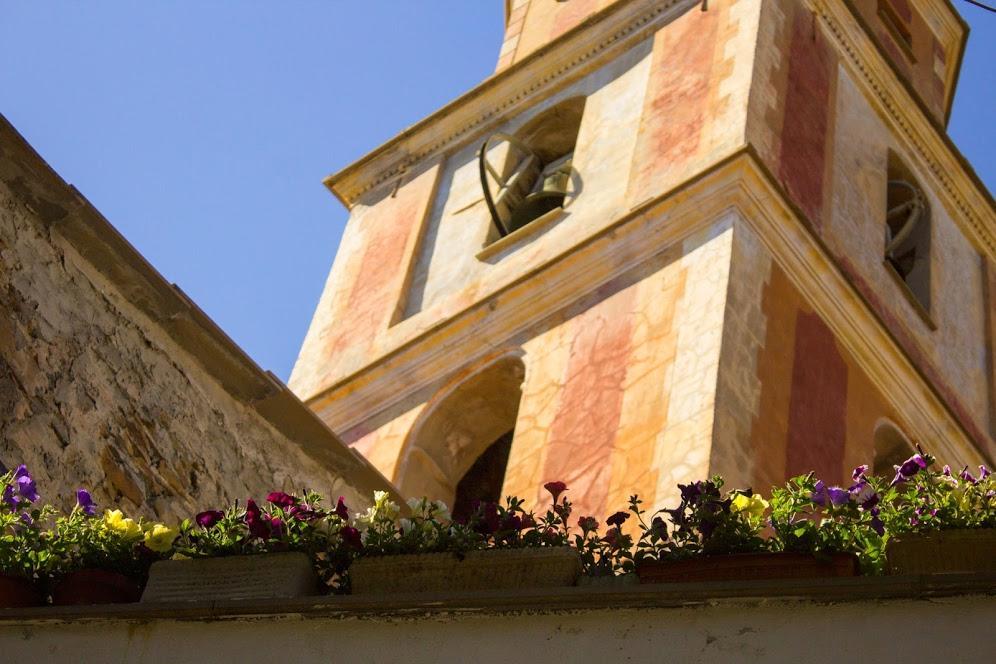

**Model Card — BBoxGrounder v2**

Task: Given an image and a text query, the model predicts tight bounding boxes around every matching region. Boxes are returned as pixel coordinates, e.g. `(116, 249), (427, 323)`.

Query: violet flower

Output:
(341, 525), (363, 550)
(811, 481), (849, 507)
(869, 507), (885, 536)
(13, 466), (38, 503)
(2, 485), (18, 508)
(959, 466), (978, 485)
(979, 465), (991, 480)
(848, 480), (879, 509)
(852, 465), (869, 482)
(76, 488), (97, 516)
(890, 453), (928, 487)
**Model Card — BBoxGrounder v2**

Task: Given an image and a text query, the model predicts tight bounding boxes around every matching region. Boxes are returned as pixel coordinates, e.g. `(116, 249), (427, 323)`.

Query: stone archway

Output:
(394, 355), (526, 507)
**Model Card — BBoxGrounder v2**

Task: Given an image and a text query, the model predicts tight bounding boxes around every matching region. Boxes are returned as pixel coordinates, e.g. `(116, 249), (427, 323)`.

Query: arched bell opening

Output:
(884, 151), (931, 311)
(478, 97), (585, 241)
(872, 420), (915, 478)
(394, 356), (526, 513)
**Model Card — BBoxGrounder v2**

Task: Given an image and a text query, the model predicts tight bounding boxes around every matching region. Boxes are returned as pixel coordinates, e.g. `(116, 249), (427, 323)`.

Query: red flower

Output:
(520, 514), (536, 530)
(266, 492), (298, 508)
(544, 481), (568, 503)
(245, 499), (271, 539)
(578, 516), (599, 532)
(606, 511), (629, 527)
(341, 526), (363, 550)
(334, 496), (349, 520)
(196, 510), (224, 528)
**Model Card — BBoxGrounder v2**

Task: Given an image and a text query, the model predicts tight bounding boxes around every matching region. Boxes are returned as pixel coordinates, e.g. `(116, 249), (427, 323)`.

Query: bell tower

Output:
(291, 0), (994, 519)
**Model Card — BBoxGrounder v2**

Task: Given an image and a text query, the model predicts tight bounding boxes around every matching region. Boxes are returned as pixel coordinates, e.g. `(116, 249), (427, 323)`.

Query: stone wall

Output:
(0, 125), (387, 522)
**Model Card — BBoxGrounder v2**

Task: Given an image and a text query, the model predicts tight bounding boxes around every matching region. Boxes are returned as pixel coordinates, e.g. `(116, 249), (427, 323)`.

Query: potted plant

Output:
(573, 511), (638, 586)
(348, 484), (580, 595)
(0, 465), (52, 608)
(144, 490), (346, 602)
(768, 465), (885, 575)
(632, 475), (862, 584)
(880, 449), (995, 575)
(49, 490), (169, 605)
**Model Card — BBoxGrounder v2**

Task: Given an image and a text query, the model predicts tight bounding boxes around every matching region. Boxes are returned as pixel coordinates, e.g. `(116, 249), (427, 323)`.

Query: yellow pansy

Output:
(103, 509), (143, 540)
(731, 493), (769, 518)
(144, 523), (179, 553)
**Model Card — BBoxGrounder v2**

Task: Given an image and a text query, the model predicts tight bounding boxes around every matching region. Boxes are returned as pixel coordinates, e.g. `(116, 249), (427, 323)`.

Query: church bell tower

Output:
(290, 0), (994, 520)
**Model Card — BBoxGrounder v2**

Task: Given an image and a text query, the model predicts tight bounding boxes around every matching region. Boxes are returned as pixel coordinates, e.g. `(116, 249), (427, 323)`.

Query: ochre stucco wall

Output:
(746, 0), (992, 461)
(340, 217), (734, 522)
(714, 222), (901, 490)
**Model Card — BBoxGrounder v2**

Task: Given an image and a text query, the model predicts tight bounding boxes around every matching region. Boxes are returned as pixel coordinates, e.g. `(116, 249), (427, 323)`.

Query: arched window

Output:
(479, 97), (585, 240)
(884, 152), (931, 311)
(873, 421), (914, 478)
(394, 356), (525, 511)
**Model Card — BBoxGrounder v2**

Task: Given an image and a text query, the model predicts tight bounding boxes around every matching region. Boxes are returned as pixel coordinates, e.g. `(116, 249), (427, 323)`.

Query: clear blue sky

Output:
(1, 2), (993, 382)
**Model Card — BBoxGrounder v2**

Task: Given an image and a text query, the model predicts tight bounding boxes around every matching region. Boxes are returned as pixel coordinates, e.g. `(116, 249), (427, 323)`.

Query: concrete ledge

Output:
(1, 573), (993, 625)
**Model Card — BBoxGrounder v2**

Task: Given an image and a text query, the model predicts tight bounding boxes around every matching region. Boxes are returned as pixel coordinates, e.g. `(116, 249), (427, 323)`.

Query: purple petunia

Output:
(12, 465), (38, 503)
(266, 492), (297, 509)
(852, 465), (869, 482)
(811, 480), (849, 507)
(2, 484), (18, 508)
(76, 488), (97, 516)
(890, 453), (928, 487)
(848, 480), (879, 510)
(959, 466), (978, 485)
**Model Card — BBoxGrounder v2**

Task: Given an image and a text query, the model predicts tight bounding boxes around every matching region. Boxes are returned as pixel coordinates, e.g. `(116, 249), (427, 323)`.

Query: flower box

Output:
(0, 574), (42, 608)
(51, 569), (142, 606)
(349, 547), (581, 595)
(141, 552), (319, 603)
(635, 552), (858, 584)
(886, 528), (996, 575)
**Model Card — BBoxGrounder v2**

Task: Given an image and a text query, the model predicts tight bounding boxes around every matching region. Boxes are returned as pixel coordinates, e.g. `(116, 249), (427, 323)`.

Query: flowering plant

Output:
(0, 465), (56, 580)
(630, 477), (770, 563)
(574, 507), (634, 576)
(174, 490), (357, 590)
(878, 449), (994, 535)
(357, 482), (573, 558)
(50, 489), (175, 581)
(769, 465), (888, 573)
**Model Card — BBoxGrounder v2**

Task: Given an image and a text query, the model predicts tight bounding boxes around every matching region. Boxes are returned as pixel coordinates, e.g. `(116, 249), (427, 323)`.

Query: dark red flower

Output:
(520, 514), (536, 530)
(196, 510), (224, 529)
(544, 481), (568, 503)
(341, 526), (363, 550)
(245, 499), (271, 539)
(474, 502), (500, 535)
(334, 496), (349, 520)
(606, 511), (629, 527)
(500, 514), (523, 532)
(266, 492), (298, 508)
(269, 516), (284, 538)
(578, 516), (599, 532)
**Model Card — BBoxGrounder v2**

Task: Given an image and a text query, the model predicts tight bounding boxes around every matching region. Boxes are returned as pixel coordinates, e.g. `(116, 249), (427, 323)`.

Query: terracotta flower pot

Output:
(349, 547), (581, 595)
(0, 574), (42, 608)
(635, 552), (858, 584)
(141, 552), (319, 603)
(887, 528), (996, 575)
(51, 569), (142, 606)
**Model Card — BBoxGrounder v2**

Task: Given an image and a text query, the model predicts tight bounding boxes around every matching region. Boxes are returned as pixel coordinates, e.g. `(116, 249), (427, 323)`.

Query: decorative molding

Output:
(308, 149), (989, 468)
(813, 0), (996, 263)
(325, 0), (699, 208)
